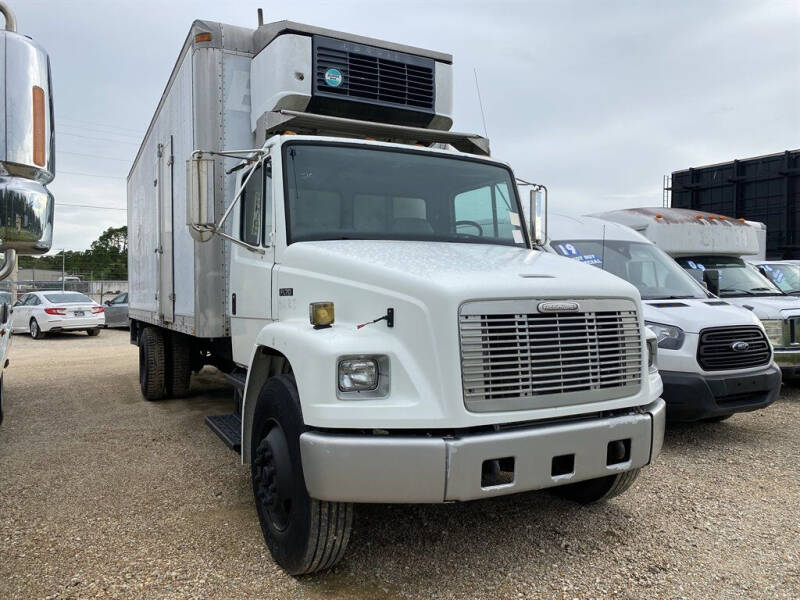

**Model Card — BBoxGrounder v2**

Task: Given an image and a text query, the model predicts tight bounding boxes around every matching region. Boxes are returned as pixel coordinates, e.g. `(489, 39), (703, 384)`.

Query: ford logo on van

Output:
(538, 301), (580, 313)
(731, 341), (750, 352)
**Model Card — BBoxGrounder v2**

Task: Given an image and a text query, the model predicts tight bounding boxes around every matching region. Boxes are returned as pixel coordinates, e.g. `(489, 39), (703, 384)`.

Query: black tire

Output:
(554, 468), (641, 504)
(86, 328), (100, 337)
(704, 414), (733, 423)
(139, 327), (166, 401)
(29, 318), (45, 340)
(165, 333), (192, 398)
(251, 374), (353, 575)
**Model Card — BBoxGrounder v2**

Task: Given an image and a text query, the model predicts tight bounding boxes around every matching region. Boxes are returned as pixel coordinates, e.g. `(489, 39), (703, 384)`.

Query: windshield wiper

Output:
(748, 287), (782, 294)
(719, 288), (754, 296)
(643, 295), (697, 300)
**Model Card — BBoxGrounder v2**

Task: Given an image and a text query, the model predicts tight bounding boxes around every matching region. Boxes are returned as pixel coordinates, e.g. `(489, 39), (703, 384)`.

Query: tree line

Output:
(18, 226), (128, 280)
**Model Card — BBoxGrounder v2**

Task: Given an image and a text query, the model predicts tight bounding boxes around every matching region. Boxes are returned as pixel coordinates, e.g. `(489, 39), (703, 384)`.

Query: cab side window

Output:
(240, 163), (264, 246)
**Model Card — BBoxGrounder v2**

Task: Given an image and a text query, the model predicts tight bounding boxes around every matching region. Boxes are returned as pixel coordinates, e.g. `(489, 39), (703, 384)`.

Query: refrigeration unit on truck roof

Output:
(594, 207), (761, 257)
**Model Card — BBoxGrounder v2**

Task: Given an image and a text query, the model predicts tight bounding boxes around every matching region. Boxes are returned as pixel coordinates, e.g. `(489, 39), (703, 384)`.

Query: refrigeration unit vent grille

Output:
(314, 37), (435, 112)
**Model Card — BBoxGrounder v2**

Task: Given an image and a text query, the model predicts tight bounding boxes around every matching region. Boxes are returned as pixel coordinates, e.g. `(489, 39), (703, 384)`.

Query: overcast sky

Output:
(15, 0), (800, 251)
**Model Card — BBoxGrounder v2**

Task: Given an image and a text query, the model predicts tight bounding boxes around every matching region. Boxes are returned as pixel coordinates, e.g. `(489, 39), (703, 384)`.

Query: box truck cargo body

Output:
(128, 18), (665, 574)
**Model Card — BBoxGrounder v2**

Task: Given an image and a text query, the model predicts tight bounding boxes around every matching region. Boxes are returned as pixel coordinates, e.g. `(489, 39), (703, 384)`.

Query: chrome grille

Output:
(697, 326), (771, 371)
(459, 299), (642, 412)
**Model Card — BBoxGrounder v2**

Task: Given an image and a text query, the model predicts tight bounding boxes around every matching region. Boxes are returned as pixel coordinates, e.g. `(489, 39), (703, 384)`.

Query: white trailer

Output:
(595, 207), (800, 376)
(128, 17), (665, 574)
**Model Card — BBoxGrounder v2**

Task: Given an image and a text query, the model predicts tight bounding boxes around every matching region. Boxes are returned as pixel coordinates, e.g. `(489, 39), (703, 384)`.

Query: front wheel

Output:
(251, 374), (353, 575)
(29, 319), (45, 340)
(554, 468), (641, 504)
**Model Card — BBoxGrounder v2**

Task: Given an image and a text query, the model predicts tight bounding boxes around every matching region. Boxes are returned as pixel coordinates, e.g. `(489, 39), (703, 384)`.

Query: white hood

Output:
(279, 240), (641, 303)
(642, 299), (761, 333)
(721, 295), (800, 319)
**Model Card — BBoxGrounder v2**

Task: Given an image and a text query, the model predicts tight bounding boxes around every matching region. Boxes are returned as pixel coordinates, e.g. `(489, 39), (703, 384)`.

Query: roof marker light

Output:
(195, 32), (212, 43)
(655, 214), (663, 219)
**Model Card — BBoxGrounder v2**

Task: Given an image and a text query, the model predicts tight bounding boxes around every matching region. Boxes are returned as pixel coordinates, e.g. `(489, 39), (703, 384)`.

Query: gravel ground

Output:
(0, 329), (798, 599)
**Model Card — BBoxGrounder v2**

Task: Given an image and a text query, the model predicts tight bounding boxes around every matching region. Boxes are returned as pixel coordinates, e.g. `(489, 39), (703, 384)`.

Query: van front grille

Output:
(314, 38), (435, 111)
(459, 299), (642, 412)
(697, 326), (771, 371)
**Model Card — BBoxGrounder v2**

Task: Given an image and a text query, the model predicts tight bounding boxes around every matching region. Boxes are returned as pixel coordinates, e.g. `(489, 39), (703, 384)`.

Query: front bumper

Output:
(300, 399), (665, 503)
(659, 364), (781, 422)
(772, 348), (800, 377)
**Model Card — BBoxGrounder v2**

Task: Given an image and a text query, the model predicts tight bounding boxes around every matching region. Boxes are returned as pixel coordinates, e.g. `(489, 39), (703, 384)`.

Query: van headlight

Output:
(759, 319), (784, 347)
(644, 321), (685, 350)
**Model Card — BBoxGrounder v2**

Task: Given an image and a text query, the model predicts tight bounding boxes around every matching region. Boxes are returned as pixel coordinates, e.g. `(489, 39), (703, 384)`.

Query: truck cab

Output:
(547, 214), (780, 422)
(128, 18), (665, 574)
(596, 208), (800, 378)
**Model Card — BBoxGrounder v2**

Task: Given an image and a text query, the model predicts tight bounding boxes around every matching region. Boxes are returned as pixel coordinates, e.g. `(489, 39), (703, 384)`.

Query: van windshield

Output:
(674, 256), (783, 296)
(758, 263), (800, 294)
(552, 239), (707, 300)
(283, 143), (527, 248)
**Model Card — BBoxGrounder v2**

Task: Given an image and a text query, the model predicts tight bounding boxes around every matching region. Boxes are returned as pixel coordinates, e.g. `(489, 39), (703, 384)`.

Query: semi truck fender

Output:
(240, 318), (446, 464)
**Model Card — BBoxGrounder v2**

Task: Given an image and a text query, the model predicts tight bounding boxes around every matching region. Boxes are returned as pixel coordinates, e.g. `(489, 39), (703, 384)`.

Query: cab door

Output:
(229, 158), (274, 366)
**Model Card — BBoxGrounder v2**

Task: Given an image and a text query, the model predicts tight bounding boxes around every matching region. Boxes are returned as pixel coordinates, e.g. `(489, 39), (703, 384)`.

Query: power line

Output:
(58, 203), (127, 211)
(59, 169), (126, 180)
(60, 131), (141, 145)
(59, 126), (142, 142)
(60, 150), (132, 163)
(57, 116), (144, 135)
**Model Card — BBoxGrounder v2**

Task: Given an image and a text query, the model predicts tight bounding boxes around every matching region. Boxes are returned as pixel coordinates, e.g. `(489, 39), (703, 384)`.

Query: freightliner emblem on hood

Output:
(538, 301), (580, 313)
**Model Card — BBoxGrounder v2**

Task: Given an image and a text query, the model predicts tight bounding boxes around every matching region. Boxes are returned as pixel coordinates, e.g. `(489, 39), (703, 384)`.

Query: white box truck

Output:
(595, 207), (800, 377)
(547, 213), (781, 422)
(127, 17), (665, 574)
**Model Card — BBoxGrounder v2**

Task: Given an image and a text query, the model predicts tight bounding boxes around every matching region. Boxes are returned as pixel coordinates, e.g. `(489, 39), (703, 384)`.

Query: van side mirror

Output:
(529, 186), (548, 247)
(703, 269), (720, 296)
(186, 155), (215, 242)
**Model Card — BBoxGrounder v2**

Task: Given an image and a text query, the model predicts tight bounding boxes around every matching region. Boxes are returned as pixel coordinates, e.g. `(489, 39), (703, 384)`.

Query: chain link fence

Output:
(0, 279), (128, 305)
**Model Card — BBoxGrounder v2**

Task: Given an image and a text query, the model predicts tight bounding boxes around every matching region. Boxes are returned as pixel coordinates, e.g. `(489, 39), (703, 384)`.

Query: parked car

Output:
(10, 291), (104, 338)
(103, 292), (129, 328)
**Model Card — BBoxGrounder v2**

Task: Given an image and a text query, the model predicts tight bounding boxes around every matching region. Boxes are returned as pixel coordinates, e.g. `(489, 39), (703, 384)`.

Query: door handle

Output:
(232, 293), (237, 316)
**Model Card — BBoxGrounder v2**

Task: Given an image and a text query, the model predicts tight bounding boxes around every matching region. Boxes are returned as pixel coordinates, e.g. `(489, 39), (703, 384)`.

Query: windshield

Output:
(759, 263), (800, 294)
(283, 143), (527, 247)
(44, 293), (93, 304)
(675, 255), (783, 296)
(552, 240), (707, 300)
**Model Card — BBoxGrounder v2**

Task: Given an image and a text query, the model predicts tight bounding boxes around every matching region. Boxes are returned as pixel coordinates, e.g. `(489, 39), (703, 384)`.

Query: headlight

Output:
(644, 321), (685, 350)
(338, 358), (378, 391)
(646, 336), (658, 372)
(760, 319), (784, 347)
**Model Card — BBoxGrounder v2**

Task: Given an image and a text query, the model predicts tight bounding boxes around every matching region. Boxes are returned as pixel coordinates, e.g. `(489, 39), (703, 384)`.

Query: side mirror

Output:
(186, 155), (215, 242)
(703, 269), (720, 296)
(104, 300), (111, 306)
(529, 186), (548, 247)
(0, 303), (8, 324)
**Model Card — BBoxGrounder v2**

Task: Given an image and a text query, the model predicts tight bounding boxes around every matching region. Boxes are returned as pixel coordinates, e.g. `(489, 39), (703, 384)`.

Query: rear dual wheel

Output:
(138, 327), (193, 400)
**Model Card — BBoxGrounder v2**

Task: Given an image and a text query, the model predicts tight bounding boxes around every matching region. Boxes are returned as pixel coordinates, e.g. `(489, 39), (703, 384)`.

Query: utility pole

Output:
(61, 252), (65, 291)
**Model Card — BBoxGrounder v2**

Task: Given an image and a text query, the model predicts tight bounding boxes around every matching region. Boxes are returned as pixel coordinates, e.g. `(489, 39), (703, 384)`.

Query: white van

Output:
(595, 208), (800, 378)
(547, 214), (780, 422)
